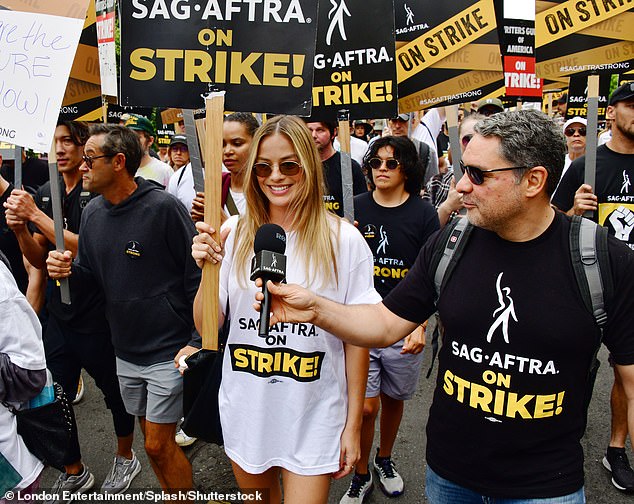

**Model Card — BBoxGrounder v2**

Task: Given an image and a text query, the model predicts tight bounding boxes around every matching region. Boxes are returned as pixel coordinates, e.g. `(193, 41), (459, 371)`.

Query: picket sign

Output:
(47, 141), (71, 305)
(583, 74), (600, 220)
(446, 105), (462, 180)
(201, 92), (225, 350)
(337, 109), (354, 224)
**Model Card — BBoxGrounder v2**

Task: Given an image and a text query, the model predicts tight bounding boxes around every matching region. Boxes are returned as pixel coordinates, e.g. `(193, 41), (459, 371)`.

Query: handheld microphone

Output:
(250, 224), (287, 337)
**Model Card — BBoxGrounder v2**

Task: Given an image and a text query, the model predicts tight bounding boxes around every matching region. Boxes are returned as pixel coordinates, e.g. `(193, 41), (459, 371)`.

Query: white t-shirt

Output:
(0, 262), (45, 493)
(218, 216), (380, 475)
(136, 157), (173, 188)
(411, 108), (444, 153)
(167, 163), (195, 211)
(334, 136), (368, 166)
(226, 188), (246, 216)
(598, 130), (611, 146)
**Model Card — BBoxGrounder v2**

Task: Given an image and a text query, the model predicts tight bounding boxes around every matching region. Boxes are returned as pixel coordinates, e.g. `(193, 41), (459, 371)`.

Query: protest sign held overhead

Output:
(565, 73), (611, 120)
(501, 1), (541, 100)
(394, 0), (505, 112)
(120, 0), (319, 115)
(106, 104), (154, 123)
(0, 0), (90, 150)
(96, 0), (117, 97)
(535, 0), (634, 79)
(309, 0), (398, 121)
(59, 0), (104, 123)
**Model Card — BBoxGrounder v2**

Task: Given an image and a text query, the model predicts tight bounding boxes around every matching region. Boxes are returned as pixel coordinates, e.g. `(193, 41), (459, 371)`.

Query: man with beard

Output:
(553, 81), (634, 493)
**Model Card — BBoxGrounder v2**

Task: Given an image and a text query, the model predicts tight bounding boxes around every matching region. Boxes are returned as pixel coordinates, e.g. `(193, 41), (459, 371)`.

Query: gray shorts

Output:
(366, 339), (425, 400)
(116, 357), (183, 424)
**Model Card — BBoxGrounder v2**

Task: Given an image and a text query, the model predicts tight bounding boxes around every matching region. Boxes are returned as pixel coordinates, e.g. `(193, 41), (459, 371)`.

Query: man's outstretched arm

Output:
(256, 279), (418, 348)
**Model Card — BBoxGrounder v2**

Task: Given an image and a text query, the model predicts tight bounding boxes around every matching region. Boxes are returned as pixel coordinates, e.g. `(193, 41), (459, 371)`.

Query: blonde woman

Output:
(190, 115), (379, 503)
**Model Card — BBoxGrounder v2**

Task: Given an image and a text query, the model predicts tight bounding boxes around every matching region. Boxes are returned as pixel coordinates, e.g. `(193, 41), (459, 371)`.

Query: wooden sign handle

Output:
(201, 93), (225, 350)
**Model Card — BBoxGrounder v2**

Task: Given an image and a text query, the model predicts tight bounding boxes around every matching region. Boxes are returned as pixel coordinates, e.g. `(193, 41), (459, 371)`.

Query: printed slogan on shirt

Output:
(230, 344), (325, 382)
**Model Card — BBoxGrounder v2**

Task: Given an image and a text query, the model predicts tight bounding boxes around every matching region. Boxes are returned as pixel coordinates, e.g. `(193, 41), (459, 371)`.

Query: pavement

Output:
(40, 345), (632, 503)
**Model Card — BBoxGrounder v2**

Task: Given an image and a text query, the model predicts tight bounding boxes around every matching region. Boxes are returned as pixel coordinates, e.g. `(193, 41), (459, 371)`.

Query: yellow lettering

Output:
(129, 48), (156, 81)
(263, 53), (290, 86)
(233, 348), (249, 368)
(533, 393), (556, 418)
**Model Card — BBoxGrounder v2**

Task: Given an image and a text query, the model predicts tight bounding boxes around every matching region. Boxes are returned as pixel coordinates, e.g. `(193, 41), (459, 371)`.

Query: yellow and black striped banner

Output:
(394, 0), (504, 112)
(60, 0), (104, 122)
(535, 0), (634, 79)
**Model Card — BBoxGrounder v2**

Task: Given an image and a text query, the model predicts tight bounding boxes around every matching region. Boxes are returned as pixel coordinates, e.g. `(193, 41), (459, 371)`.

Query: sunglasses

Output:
(253, 160), (302, 177)
(461, 134), (473, 148)
(564, 127), (587, 137)
(368, 157), (400, 170)
(82, 154), (113, 169)
(460, 161), (526, 185)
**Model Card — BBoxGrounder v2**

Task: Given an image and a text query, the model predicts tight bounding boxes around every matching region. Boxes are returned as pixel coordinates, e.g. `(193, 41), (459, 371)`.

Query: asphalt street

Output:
(39, 345), (632, 503)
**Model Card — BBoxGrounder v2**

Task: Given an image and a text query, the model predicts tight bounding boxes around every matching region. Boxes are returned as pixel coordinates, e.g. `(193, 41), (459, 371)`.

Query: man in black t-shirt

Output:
(304, 121), (367, 217)
(264, 110), (634, 503)
(552, 82), (634, 492)
(3, 121), (138, 500)
(340, 136), (439, 503)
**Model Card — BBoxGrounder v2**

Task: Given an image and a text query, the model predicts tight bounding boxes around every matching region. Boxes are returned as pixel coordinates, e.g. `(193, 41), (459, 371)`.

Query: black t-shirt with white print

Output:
(553, 144), (634, 250)
(354, 192), (439, 298)
(383, 211), (634, 498)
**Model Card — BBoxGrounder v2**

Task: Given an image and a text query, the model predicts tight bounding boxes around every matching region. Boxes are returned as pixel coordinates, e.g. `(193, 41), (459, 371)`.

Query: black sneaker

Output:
(339, 473), (373, 504)
(603, 447), (634, 492)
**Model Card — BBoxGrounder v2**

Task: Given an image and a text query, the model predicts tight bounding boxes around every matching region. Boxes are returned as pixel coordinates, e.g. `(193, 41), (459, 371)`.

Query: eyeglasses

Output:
(460, 134), (473, 148)
(253, 160), (302, 177)
(170, 145), (188, 152)
(460, 161), (526, 185)
(82, 154), (114, 169)
(368, 157), (400, 170)
(564, 127), (587, 137)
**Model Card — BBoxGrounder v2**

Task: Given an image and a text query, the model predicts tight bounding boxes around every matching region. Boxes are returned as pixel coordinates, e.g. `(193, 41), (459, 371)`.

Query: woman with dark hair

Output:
(363, 136), (425, 195)
(189, 112), (260, 222)
(340, 135), (439, 503)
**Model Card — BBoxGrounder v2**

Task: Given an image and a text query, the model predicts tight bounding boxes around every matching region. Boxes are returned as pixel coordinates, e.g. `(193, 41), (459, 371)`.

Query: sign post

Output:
(201, 93), (225, 350)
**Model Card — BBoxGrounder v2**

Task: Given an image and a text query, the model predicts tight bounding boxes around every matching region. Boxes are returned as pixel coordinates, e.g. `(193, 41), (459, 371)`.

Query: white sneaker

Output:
(73, 375), (85, 405)
(373, 453), (404, 497)
(340, 473), (373, 504)
(175, 427), (197, 447)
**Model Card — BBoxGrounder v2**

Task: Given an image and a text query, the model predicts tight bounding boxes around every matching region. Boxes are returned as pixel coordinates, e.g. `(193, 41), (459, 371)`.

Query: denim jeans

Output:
(425, 466), (586, 504)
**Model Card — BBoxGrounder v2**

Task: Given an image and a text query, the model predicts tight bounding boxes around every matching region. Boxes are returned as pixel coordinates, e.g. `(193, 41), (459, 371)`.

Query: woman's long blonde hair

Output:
(233, 115), (339, 288)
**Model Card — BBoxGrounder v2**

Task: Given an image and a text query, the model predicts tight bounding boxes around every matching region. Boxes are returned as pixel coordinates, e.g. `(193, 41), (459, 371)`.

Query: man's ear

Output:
(606, 105), (615, 121)
(111, 153), (127, 173)
(524, 166), (549, 198)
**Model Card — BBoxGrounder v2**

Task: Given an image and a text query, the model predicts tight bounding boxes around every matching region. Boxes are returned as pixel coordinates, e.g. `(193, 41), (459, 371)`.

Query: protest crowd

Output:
(1, 1), (634, 504)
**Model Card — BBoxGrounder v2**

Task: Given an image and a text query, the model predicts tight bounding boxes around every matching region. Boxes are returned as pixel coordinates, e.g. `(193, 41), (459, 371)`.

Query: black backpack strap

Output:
(569, 214), (613, 424)
(426, 217), (473, 378)
(225, 191), (239, 216)
(569, 215), (610, 328)
(431, 217), (472, 300)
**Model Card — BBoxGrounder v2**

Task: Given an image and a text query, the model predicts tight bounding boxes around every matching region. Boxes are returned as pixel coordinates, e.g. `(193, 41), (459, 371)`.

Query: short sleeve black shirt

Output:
(383, 212), (634, 498)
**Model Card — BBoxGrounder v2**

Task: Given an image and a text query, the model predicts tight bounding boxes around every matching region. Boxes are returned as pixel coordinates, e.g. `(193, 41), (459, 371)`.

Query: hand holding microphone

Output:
(250, 224), (287, 336)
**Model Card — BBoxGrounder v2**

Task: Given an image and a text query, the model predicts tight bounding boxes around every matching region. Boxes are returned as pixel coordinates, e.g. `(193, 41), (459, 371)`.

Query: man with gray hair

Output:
(261, 110), (634, 502)
(46, 124), (201, 496)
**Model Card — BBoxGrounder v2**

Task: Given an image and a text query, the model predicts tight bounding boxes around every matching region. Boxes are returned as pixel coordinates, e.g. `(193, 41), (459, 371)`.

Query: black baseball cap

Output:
(169, 134), (188, 147)
(609, 82), (634, 106)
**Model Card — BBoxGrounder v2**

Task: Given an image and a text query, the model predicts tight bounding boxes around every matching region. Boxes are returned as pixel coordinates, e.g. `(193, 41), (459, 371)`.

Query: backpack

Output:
(425, 215), (613, 389)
